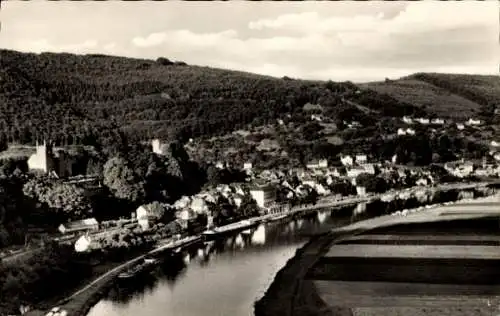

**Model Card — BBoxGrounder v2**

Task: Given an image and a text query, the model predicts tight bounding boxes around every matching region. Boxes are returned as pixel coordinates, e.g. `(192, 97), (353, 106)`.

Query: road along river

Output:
(86, 186), (497, 316)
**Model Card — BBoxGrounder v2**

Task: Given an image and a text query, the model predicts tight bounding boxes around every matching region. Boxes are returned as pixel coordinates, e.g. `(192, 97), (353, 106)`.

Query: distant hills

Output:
(363, 73), (500, 119)
(0, 49), (498, 146)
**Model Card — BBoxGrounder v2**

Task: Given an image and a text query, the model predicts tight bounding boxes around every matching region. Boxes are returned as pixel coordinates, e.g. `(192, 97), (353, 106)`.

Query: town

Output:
(1, 2), (500, 314)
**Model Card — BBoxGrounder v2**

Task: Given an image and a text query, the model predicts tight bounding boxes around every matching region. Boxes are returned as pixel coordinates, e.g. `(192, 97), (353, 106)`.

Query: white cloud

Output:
(248, 2), (494, 35)
(17, 39), (99, 53)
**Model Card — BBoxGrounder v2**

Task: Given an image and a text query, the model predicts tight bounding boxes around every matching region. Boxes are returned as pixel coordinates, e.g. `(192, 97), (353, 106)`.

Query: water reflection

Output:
(87, 187), (496, 316)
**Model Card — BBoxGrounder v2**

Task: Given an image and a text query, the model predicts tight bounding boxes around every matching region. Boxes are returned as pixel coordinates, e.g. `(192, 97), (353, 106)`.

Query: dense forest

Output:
(0, 49), (430, 145)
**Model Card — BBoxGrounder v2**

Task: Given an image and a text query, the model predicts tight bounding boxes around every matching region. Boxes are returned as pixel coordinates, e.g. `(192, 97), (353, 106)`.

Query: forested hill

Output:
(362, 73), (500, 119)
(0, 49), (495, 146)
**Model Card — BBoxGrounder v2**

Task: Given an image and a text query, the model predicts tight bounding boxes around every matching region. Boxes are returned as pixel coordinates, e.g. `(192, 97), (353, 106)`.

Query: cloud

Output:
(248, 2), (494, 35)
(3, 1), (497, 82)
(18, 39), (99, 53)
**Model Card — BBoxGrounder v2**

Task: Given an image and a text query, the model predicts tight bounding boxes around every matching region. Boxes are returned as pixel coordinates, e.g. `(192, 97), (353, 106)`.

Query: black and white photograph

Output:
(0, 1), (500, 316)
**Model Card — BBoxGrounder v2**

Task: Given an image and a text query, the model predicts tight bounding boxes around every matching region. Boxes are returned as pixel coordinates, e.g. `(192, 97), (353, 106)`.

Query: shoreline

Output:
(254, 190), (500, 316)
(27, 180), (497, 316)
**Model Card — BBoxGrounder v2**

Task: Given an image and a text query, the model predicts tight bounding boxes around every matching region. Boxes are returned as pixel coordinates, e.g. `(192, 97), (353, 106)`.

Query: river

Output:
(86, 187), (495, 316)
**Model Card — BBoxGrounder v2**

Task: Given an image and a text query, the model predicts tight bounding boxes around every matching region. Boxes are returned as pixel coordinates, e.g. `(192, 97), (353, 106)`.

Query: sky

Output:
(1, 1), (499, 82)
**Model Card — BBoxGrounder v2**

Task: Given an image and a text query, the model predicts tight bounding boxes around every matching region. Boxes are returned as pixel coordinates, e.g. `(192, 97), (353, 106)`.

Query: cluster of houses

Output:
(401, 116), (482, 128)
(444, 157), (500, 179)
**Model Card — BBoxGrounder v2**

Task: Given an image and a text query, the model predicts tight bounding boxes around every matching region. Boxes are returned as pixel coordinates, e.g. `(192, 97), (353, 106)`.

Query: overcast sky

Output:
(1, 1), (498, 82)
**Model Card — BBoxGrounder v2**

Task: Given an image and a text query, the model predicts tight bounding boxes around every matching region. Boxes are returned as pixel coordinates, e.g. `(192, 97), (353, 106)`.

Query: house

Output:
(233, 194), (244, 208)
(243, 162), (253, 171)
(397, 128), (416, 136)
(431, 118), (445, 125)
(215, 161), (225, 169)
(416, 178), (429, 186)
(136, 202), (168, 230)
(58, 218), (99, 234)
(347, 167), (366, 178)
(355, 155), (368, 164)
(315, 183), (329, 195)
(445, 161), (474, 178)
(306, 159), (328, 169)
(347, 121), (361, 128)
(190, 197), (209, 214)
(466, 118), (481, 126)
(391, 154), (398, 164)
(340, 155), (354, 167)
(74, 235), (96, 252)
(456, 123), (465, 130)
(177, 208), (198, 221)
(356, 186), (367, 196)
(327, 168), (341, 177)
(151, 139), (169, 156)
(311, 114), (323, 122)
(402, 116), (413, 124)
(490, 141), (500, 147)
(494, 153), (500, 161)
(415, 118), (429, 124)
(173, 196), (192, 209)
(362, 164), (376, 174)
(249, 184), (276, 209)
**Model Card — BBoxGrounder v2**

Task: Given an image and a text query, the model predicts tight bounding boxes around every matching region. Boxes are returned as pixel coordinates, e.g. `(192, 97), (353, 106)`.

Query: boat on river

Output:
(118, 258), (158, 279)
(202, 219), (260, 238)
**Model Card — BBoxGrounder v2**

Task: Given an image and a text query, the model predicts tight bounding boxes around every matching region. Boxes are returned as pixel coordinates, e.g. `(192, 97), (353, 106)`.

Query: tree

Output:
(103, 157), (145, 204)
(42, 182), (92, 218)
(237, 195), (260, 218)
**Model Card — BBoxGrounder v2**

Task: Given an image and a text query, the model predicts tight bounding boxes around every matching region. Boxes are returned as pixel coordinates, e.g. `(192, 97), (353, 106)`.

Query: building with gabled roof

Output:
(58, 218), (99, 234)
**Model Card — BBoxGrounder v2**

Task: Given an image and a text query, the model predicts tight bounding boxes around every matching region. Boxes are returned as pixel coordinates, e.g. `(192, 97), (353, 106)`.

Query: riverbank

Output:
(254, 191), (500, 316)
(27, 181), (497, 316)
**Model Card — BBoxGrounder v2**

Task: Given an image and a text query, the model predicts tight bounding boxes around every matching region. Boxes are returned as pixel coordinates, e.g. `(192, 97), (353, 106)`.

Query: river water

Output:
(86, 187), (494, 316)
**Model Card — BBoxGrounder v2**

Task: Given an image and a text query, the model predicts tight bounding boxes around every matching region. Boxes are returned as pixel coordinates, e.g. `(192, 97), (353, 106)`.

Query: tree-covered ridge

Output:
(0, 49), (425, 145)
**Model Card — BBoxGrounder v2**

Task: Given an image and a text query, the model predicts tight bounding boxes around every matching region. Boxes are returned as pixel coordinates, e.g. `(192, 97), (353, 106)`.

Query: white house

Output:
(74, 235), (92, 253)
(456, 123), (465, 130)
(215, 161), (225, 169)
(416, 118), (430, 124)
(431, 118), (445, 125)
(249, 184), (276, 209)
(347, 167), (366, 178)
(173, 196), (191, 209)
(307, 159), (328, 169)
(311, 114), (323, 122)
(416, 178), (429, 186)
(243, 162), (253, 171)
(340, 155), (354, 167)
(362, 164), (376, 174)
(177, 208), (197, 221)
(490, 141), (500, 147)
(151, 139), (169, 155)
(355, 155), (368, 164)
(397, 128), (407, 136)
(58, 218), (99, 234)
(406, 128), (416, 135)
(392, 154), (398, 164)
(402, 116), (413, 124)
(494, 153), (500, 161)
(190, 197), (209, 214)
(356, 186), (367, 196)
(466, 118), (482, 126)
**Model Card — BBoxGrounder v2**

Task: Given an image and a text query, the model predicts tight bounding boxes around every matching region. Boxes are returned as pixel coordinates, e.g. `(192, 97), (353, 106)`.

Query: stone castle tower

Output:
(27, 140), (55, 174)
